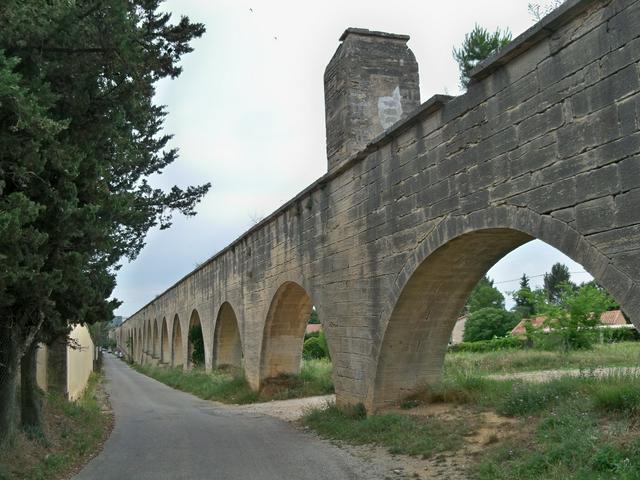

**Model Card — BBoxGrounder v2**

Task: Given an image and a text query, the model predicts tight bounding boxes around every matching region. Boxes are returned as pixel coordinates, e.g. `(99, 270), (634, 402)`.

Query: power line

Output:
(493, 271), (589, 285)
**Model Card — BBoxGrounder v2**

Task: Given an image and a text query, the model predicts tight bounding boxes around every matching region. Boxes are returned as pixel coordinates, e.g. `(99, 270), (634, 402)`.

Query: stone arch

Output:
(172, 314), (184, 367)
(370, 206), (636, 410)
(160, 317), (169, 363)
(213, 302), (243, 369)
(187, 309), (204, 369)
(137, 327), (143, 363)
(145, 319), (151, 355)
(259, 281), (314, 382)
(152, 319), (159, 357)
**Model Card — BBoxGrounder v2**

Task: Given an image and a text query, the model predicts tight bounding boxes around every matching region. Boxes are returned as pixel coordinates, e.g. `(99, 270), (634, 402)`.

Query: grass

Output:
(445, 341), (640, 376)
(474, 374), (640, 479)
(302, 357), (640, 479)
(303, 403), (472, 457)
(133, 358), (334, 404)
(0, 373), (112, 480)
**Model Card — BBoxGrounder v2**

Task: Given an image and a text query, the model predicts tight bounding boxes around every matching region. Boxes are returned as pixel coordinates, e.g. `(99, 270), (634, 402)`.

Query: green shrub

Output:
(303, 337), (325, 360)
(303, 331), (330, 360)
(463, 307), (518, 342)
(188, 324), (205, 366)
(302, 403), (469, 457)
(449, 336), (525, 353)
(446, 342), (640, 376)
(593, 384), (640, 414)
(304, 331), (320, 341)
(299, 358), (334, 395)
(600, 327), (640, 343)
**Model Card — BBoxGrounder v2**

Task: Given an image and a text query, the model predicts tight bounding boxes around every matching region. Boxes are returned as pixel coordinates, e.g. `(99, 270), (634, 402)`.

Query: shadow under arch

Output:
(160, 317), (169, 363)
(172, 314), (184, 367)
(213, 302), (243, 369)
(187, 309), (204, 369)
(152, 319), (159, 357)
(259, 281), (314, 383)
(146, 319), (152, 355)
(370, 206), (636, 410)
(137, 327), (143, 363)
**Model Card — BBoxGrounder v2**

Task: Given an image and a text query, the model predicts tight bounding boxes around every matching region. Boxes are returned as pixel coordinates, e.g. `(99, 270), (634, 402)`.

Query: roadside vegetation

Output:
(304, 403), (472, 457)
(302, 260), (640, 477)
(133, 358), (334, 404)
(0, 0), (208, 448)
(302, 371), (640, 479)
(446, 341), (640, 376)
(0, 373), (112, 480)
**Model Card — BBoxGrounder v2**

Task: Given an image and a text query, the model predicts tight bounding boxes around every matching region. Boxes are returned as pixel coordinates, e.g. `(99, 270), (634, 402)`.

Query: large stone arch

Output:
(259, 281), (314, 383)
(160, 317), (169, 364)
(187, 309), (204, 369)
(213, 302), (243, 369)
(370, 206), (637, 410)
(152, 319), (159, 358)
(171, 314), (184, 368)
(148, 319), (153, 352)
(137, 327), (143, 363)
(145, 319), (152, 356)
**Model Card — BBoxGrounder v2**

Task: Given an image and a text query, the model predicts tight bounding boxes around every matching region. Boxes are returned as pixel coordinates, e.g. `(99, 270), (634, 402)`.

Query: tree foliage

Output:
(466, 276), (505, 314)
(513, 274), (537, 319)
(529, 284), (616, 351)
(0, 0), (209, 445)
(543, 263), (574, 304)
(189, 324), (205, 367)
(453, 24), (512, 89)
(463, 307), (519, 342)
(528, 0), (566, 21)
(308, 308), (320, 325)
(303, 331), (331, 360)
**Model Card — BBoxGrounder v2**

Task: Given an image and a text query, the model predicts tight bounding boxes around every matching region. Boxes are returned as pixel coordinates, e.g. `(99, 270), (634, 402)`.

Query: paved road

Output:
(74, 355), (381, 480)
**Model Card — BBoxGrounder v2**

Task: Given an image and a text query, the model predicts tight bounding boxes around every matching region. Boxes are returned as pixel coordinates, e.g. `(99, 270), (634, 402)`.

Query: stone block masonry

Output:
(117, 0), (640, 410)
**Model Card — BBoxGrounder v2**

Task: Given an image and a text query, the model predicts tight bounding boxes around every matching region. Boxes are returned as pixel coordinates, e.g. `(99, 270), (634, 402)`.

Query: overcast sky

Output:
(112, 0), (592, 317)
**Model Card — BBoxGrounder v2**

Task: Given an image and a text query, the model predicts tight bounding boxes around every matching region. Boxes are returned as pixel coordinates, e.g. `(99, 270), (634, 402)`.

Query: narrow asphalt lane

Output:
(73, 355), (381, 480)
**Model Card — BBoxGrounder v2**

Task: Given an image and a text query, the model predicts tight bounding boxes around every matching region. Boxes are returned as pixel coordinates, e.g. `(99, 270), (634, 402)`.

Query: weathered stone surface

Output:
(117, 0), (640, 411)
(324, 28), (420, 173)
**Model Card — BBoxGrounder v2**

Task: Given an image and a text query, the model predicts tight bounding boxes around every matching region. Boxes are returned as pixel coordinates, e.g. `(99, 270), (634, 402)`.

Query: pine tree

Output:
(0, 0), (209, 444)
(465, 276), (505, 314)
(513, 274), (537, 318)
(453, 25), (512, 89)
(543, 263), (574, 304)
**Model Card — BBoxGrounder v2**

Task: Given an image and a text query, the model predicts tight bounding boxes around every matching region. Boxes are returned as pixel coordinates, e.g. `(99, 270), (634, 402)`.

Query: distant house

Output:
(511, 315), (550, 336)
(305, 324), (322, 335)
(511, 309), (631, 337)
(450, 316), (467, 344)
(600, 310), (628, 326)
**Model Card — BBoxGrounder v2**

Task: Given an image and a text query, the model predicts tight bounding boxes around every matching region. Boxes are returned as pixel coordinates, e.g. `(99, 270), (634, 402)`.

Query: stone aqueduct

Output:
(116, 0), (640, 410)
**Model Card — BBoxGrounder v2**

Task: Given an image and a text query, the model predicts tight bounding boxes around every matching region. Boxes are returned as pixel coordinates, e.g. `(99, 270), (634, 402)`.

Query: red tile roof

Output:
(600, 310), (627, 326)
(511, 316), (548, 336)
(305, 324), (322, 334)
(511, 310), (627, 336)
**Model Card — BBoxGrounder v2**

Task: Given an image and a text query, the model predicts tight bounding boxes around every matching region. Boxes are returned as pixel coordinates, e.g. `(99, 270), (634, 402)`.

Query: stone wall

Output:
(117, 0), (640, 410)
(35, 324), (95, 401)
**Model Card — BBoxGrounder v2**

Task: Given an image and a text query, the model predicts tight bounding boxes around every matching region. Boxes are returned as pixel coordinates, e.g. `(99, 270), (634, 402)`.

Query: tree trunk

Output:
(0, 332), (19, 447)
(20, 342), (43, 437)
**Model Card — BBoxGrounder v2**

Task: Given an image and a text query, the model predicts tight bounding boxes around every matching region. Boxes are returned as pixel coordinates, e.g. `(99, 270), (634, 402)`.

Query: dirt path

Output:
(230, 394), (335, 421)
(229, 366), (640, 479)
(488, 366), (640, 382)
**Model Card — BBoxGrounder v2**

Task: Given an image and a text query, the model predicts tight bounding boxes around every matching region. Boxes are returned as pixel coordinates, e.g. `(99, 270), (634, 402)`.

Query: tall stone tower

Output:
(324, 28), (421, 172)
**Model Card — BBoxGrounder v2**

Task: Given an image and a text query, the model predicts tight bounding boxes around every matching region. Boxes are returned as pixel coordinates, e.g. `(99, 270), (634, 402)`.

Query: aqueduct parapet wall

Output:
(117, 0), (640, 409)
